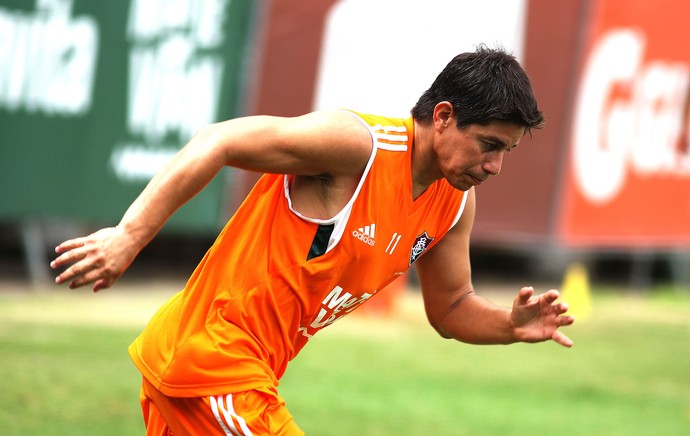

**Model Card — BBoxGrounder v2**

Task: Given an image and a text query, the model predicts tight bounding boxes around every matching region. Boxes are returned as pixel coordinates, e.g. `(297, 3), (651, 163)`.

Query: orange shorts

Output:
(139, 377), (304, 435)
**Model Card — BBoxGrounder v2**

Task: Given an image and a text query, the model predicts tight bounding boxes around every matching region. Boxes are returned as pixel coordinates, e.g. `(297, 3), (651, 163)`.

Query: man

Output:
(51, 46), (574, 435)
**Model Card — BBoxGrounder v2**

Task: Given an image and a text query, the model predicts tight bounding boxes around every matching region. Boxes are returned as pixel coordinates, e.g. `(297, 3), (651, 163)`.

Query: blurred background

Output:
(1, 0), (689, 291)
(1, 1), (689, 435)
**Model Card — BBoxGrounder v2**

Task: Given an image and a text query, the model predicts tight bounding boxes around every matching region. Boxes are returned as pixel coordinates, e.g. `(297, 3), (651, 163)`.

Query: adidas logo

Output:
(352, 224), (376, 246)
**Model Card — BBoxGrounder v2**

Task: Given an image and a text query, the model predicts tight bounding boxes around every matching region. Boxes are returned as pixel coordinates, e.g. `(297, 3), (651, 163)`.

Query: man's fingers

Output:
(56, 261), (88, 285)
(517, 286), (534, 303)
(54, 237), (89, 254)
(50, 246), (88, 270)
(552, 330), (574, 348)
(542, 289), (561, 304)
(558, 314), (575, 326)
(50, 228), (125, 291)
(553, 301), (570, 315)
(518, 287), (562, 306)
(92, 278), (113, 293)
(69, 268), (108, 290)
(54, 249), (104, 285)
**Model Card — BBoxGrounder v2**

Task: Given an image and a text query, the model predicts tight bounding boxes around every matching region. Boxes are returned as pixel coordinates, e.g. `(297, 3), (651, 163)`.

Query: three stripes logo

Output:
(210, 394), (253, 435)
(352, 224), (376, 246)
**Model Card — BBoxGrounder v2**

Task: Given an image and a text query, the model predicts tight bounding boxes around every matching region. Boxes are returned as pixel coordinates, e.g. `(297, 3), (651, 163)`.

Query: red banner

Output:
(558, 0), (690, 247)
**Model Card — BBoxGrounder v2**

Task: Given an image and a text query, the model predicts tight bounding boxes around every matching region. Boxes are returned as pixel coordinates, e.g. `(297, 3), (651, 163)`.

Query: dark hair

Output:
(411, 45), (544, 132)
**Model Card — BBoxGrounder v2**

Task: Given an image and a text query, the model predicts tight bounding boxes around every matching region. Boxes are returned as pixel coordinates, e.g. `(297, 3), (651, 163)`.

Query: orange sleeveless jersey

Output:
(128, 111), (468, 397)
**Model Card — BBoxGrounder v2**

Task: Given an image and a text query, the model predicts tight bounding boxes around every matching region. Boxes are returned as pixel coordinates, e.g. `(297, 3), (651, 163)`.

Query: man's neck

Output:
(411, 120), (442, 199)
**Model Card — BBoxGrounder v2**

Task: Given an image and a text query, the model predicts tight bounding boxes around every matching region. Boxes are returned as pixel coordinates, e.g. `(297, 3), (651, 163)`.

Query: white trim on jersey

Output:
(210, 394), (253, 436)
(283, 111), (379, 255)
(450, 187), (471, 229)
(283, 111), (413, 255)
(370, 123), (408, 151)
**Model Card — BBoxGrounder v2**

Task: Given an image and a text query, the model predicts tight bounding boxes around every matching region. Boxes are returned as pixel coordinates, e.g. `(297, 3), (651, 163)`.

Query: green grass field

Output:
(0, 283), (688, 435)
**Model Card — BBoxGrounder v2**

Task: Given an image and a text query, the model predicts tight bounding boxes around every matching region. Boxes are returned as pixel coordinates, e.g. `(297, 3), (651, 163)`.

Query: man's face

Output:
(434, 119), (525, 191)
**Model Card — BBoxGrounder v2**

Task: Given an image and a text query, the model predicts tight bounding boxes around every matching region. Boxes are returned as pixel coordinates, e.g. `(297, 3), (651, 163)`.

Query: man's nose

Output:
(482, 151), (504, 176)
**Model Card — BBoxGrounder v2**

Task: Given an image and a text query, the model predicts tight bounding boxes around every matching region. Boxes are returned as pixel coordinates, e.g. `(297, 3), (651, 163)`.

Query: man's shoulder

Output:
(342, 110), (412, 153)
(343, 110), (408, 129)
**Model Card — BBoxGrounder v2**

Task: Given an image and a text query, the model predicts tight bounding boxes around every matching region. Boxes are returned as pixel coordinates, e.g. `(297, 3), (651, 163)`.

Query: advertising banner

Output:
(558, 0), (690, 247)
(0, 0), (255, 232)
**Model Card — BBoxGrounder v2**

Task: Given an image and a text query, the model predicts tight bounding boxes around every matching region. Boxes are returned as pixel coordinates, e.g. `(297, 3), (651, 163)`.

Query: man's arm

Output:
(414, 189), (575, 347)
(50, 111), (372, 291)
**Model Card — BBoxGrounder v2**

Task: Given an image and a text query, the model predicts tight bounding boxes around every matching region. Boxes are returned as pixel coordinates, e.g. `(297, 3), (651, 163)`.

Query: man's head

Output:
(411, 45), (544, 132)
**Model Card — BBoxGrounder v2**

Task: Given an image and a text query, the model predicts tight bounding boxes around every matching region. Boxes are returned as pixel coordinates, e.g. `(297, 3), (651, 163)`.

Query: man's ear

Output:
(433, 101), (454, 132)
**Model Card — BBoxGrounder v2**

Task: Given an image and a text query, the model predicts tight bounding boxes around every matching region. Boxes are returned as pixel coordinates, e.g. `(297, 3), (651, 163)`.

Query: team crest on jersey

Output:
(409, 231), (434, 265)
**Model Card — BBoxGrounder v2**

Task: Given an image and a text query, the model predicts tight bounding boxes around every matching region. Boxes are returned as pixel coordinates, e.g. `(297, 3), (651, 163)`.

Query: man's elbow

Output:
(426, 315), (455, 340)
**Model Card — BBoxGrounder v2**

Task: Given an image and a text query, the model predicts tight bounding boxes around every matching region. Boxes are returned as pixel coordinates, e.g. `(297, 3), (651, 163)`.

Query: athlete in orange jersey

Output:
(51, 46), (574, 435)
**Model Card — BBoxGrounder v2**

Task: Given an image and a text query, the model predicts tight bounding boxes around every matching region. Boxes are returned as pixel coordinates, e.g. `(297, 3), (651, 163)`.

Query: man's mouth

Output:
(467, 173), (485, 185)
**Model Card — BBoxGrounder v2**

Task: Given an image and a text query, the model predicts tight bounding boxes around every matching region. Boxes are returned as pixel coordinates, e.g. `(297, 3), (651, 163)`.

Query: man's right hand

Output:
(50, 226), (138, 292)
